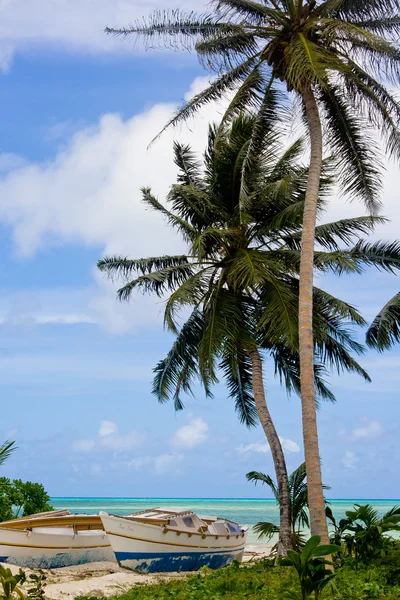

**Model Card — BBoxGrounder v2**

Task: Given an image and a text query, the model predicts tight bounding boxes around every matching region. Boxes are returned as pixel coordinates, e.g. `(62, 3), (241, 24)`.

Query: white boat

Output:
(0, 510), (115, 568)
(100, 507), (248, 573)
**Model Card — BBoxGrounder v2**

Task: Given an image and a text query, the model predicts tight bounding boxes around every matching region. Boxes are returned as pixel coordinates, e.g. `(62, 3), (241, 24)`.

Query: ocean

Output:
(51, 498), (400, 543)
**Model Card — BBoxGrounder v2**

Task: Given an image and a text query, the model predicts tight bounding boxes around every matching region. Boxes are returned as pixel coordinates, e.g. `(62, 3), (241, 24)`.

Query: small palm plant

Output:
(99, 114), (400, 555)
(247, 463), (329, 551)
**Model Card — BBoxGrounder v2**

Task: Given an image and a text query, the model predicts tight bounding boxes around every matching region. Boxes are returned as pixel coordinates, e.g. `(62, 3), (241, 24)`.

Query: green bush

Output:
(0, 478), (53, 522)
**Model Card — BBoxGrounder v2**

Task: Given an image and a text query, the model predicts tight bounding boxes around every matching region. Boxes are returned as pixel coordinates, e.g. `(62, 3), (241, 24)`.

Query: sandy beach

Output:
(1, 545), (271, 599)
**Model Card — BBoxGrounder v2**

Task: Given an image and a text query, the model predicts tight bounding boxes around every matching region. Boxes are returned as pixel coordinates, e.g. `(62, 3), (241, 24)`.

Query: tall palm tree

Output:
(106, 0), (400, 542)
(366, 292), (400, 350)
(98, 114), (400, 554)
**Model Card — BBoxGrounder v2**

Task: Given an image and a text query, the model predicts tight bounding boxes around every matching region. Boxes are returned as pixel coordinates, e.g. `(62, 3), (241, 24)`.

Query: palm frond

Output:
(252, 520), (280, 541)
(141, 187), (196, 241)
(0, 441), (17, 466)
(163, 267), (215, 332)
(105, 10), (229, 49)
(285, 216), (386, 251)
(215, 0), (277, 22)
(152, 309), (215, 408)
(220, 348), (258, 427)
(150, 55), (261, 143)
(340, 61), (400, 160)
(246, 471), (279, 499)
(98, 254), (191, 278)
(116, 264), (196, 300)
(366, 292), (400, 350)
(319, 84), (382, 214)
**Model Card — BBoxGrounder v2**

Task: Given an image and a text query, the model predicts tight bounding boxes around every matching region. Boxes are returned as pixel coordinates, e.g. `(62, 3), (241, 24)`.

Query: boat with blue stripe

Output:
(100, 507), (248, 573)
(0, 510), (114, 568)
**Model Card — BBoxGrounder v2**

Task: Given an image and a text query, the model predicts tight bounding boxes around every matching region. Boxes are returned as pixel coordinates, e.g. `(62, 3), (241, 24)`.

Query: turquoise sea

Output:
(51, 498), (400, 543)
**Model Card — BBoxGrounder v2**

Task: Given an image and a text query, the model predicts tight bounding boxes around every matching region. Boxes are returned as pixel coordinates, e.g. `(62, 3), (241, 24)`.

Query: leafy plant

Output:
(326, 504), (400, 562)
(0, 565), (25, 599)
(280, 535), (340, 599)
(26, 573), (46, 600)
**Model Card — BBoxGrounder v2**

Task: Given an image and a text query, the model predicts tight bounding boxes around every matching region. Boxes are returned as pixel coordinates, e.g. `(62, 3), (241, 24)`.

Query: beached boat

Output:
(0, 510), (114, 568)
(100, 507), (248, 573)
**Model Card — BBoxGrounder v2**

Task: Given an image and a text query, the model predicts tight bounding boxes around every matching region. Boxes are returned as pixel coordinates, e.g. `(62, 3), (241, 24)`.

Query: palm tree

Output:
(366, 292), (400, 350)
(247, 462), (325, 551)
(98, 114), (400, 554)
(105, 0), (400, 542)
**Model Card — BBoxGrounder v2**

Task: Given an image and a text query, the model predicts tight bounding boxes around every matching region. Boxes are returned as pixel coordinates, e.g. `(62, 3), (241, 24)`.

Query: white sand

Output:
(1, 546), (271, 599)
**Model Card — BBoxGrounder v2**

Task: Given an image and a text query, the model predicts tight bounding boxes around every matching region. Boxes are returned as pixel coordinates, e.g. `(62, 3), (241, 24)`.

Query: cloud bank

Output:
(0, 0), (205, 72)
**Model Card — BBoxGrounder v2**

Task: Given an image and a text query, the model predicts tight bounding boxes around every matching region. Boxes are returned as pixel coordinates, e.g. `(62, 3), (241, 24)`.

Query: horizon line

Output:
(50, 496), (400, 501)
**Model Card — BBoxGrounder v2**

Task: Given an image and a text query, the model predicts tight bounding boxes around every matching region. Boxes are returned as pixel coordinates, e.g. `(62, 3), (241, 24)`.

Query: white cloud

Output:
(236, 441), (270, 455)
(100, 431), (145, 452)
(352, 419), (384, 441)
(236, 437), (300, 455)
(0, 77), (218, 259)
(72, 420), (145, 453)
(342, 451), (359, 470)
(0, 153), (27, 172)
(127, 453), (183, 475)
(72, 439), (95, 452)
(0, 0), (204, 71)
(99, 420), (118, 437)
(170, 417), (209, 449)
(154, 453), (183, 475)
(281, 438), (301, 453)
(0, 76), (226, 333)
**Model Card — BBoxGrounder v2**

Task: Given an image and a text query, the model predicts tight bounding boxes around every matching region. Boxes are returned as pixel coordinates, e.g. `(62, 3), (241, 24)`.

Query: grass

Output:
(76, 551), (400, 600)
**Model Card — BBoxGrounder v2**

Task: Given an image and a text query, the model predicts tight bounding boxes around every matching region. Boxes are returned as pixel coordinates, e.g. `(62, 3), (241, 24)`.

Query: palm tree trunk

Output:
(299, 86), (329, 544)
(249, 348), (292, 557)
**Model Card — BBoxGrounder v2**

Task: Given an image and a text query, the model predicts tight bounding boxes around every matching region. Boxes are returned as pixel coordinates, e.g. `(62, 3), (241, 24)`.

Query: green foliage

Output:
(0, 565), (25, 599)
(76, 554), (400, 600)
(0, 479), (15, 522)
(0, 478), (53, 522)
(326, 504), (400, 562)
(247, 462), (319, 551)
(280, 535), (340, 599)
(10, 480), (53, 519)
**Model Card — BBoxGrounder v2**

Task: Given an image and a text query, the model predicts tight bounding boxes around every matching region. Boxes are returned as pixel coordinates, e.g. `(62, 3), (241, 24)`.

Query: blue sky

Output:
(0, 0), (399, 500)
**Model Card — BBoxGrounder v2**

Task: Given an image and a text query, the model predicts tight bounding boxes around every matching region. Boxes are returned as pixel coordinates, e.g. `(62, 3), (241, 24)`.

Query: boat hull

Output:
(101, 515), (246, 573)
(0, 527), (114, 569)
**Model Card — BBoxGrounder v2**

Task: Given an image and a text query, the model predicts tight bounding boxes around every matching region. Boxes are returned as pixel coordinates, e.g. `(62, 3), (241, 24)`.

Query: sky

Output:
(0, 0), (399, 500)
